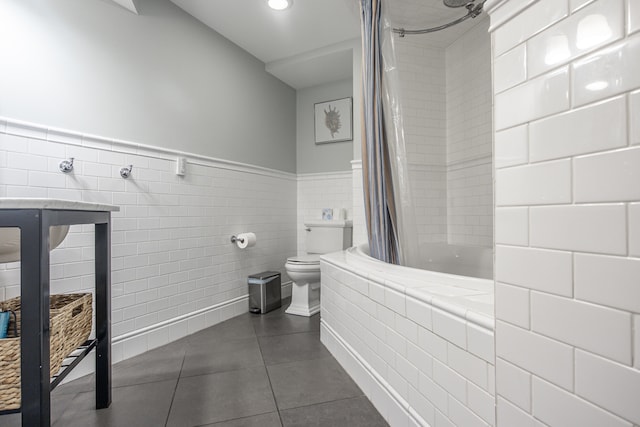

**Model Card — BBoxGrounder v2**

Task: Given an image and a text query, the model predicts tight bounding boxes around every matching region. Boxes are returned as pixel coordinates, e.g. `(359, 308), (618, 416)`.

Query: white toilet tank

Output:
(305, 220), (353, 254)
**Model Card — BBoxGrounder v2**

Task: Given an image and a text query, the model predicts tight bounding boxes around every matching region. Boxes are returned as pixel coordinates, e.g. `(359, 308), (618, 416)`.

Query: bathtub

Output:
(319, 244), (496, 426)
(414, 242), (493, 280)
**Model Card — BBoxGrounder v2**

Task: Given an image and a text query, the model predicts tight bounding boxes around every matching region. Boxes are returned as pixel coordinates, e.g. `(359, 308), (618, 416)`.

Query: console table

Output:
(0, 199), (118, 426)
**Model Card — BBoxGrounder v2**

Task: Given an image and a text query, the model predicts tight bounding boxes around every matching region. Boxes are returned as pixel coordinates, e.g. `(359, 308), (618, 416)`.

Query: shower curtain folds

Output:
(359, 0), (400, 265)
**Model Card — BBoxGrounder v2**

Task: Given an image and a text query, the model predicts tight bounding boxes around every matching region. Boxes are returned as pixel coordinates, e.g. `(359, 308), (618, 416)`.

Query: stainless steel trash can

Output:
(248, 271), (281, 314)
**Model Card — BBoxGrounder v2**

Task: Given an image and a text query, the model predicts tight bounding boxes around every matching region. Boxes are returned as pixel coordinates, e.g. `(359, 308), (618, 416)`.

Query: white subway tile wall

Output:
(572, 35), (640, 106)
(296, 171), (352, 255)
(494, 207), (528, 245)
(392, 17), (493, 248)
(528, 95), (627, 162)
(496, 159), (571, 206)
(531, 376), (633, 427)
(629, 202), (640, 256)
(495, 66), (570, 130)
(573, 147), (640, 202)
(446, 19), (493, 247)
(0, 119), (297, 361)
(574, 253), (640, 312)
(630, 0), (640, 35)
(496, 396), (536, 427)
(495, 282), (530, 329)
(493, 0), (569, 56)
(630, 90), (640, 145)
(493, 44), (527, 94)
(395, 38), (449, 245)
(494, 124), (528, 168)
(495, 358), (531, 412)
(525, 0), (624, 78)
(491, 0), (640, 425)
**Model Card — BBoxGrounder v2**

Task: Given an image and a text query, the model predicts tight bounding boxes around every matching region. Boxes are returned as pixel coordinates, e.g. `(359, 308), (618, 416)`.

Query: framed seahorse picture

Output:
(314, 97), (353, 144)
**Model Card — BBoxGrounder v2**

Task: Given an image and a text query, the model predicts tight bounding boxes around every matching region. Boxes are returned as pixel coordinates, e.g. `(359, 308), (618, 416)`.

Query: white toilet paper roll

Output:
(236, 232), (256, 249)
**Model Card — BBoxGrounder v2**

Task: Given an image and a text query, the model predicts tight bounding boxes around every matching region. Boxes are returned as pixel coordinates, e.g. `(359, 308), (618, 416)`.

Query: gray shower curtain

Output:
(360, 0), (400, 265)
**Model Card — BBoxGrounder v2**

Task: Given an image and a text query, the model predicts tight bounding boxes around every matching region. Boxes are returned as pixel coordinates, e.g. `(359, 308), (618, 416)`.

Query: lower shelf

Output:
(0, 339), (97, 415)
(51, 339), (96, 389)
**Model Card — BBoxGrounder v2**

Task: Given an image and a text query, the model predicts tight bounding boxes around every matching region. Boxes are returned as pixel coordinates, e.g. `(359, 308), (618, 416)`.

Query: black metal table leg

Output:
(19, 210), (51, 427)
(95, 222), (112, 409)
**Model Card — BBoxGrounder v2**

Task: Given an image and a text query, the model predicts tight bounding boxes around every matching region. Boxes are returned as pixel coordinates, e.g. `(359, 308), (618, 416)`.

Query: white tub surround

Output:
(488, 0), (640, 426)
(320, 248), (495, 427)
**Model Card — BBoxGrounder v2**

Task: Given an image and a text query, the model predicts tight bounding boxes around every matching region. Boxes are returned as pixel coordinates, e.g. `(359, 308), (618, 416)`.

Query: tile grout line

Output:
(192, 410), (277, 427)
(164, 351), (187, 427)
(277, 394), (370, 412)
(252, 314), (286, 427)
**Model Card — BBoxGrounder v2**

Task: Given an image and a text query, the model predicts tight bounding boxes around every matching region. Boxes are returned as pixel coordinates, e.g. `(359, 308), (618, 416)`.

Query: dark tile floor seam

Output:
(164, 351), (187, 427)
(278, 394), (367, 413)
(257, 332), (316, 339)
(263, 354), (333, 368)
(252, 316), (286, 427)
(193, 409), (277, 427)
(178, 363), (265, 379)
(111, 377), (176, 389)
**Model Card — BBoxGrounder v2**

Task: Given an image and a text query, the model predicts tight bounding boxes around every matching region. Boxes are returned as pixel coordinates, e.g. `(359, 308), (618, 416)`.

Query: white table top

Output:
(0, 198), (119, 212)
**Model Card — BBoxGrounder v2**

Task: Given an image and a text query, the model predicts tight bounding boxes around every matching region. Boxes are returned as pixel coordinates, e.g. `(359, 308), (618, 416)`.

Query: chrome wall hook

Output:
(59, 158), (74, 173)
(120, 165), (133, 179)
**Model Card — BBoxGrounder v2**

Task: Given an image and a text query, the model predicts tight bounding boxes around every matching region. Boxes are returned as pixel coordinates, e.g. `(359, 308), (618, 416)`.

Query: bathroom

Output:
(1, 0), (639, 426)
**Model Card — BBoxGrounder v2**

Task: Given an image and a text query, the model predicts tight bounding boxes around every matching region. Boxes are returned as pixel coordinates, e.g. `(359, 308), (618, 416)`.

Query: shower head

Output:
(443, 0), (472, 7)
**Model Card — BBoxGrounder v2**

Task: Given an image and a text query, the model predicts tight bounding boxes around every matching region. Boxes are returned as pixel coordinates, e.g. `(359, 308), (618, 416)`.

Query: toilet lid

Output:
(286, 254), (321, 265)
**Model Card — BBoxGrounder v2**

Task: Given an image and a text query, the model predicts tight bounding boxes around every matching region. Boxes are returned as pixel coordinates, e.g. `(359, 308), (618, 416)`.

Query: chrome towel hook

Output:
(120, 165), (133, 179)
(59, 158), (74, 173)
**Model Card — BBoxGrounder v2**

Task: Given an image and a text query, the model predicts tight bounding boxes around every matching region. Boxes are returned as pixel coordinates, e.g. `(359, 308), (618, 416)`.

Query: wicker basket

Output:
(0, 293), (92, 411)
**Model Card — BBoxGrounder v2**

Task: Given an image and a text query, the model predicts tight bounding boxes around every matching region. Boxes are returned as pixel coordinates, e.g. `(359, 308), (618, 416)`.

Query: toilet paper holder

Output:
(230, 235), (245, 244)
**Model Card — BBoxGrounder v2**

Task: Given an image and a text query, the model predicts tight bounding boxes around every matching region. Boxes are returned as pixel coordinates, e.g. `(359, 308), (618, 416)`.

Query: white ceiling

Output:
(167, 0), (488, 89)
(170, 0), (361, 64)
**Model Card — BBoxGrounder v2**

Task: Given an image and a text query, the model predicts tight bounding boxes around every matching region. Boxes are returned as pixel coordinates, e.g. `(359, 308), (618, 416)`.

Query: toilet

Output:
(285, 220), (352, 316)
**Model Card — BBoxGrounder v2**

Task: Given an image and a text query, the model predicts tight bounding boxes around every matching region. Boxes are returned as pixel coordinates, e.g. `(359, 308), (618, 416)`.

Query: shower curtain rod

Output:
(392, 1), (485, 37)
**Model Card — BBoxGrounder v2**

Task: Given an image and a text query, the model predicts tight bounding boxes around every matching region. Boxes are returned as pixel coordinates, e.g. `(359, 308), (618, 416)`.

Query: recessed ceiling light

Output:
(267, 0), (292, 11)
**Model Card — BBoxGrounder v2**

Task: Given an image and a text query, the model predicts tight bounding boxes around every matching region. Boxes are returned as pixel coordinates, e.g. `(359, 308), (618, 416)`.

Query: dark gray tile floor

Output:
(0, 299), (388, 427)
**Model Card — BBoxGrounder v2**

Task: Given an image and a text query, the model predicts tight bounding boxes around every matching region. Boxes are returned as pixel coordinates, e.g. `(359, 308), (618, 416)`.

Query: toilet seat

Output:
(286, 254), (321, 265)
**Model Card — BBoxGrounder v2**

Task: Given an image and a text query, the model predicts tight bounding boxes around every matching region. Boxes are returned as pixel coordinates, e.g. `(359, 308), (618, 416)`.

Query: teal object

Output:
(0, 311), (16, 339)
(0, 311), (10, 339)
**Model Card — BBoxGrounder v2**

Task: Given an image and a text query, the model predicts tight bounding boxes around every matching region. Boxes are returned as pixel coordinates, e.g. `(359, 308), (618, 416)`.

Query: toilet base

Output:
(285, 302), (320, 317)
(285, 280), (320, 317)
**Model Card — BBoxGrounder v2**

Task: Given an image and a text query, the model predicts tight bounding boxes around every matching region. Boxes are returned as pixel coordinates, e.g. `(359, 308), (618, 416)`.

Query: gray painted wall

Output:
(296, 79), (353, 173)
(0, 0), (296, 172)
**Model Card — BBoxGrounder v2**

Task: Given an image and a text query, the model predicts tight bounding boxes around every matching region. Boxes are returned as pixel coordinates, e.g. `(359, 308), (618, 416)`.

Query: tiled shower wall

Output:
(393, 19), (493, 248)
(490, 0), (640, 425)
(446, 19), (493, 247)
(0, 118), (297, 362)
(394, 38), (448, 245)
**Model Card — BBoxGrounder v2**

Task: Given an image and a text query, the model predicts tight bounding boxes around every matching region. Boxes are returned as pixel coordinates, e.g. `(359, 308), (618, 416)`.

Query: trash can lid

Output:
(248, 271), (280, 280)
